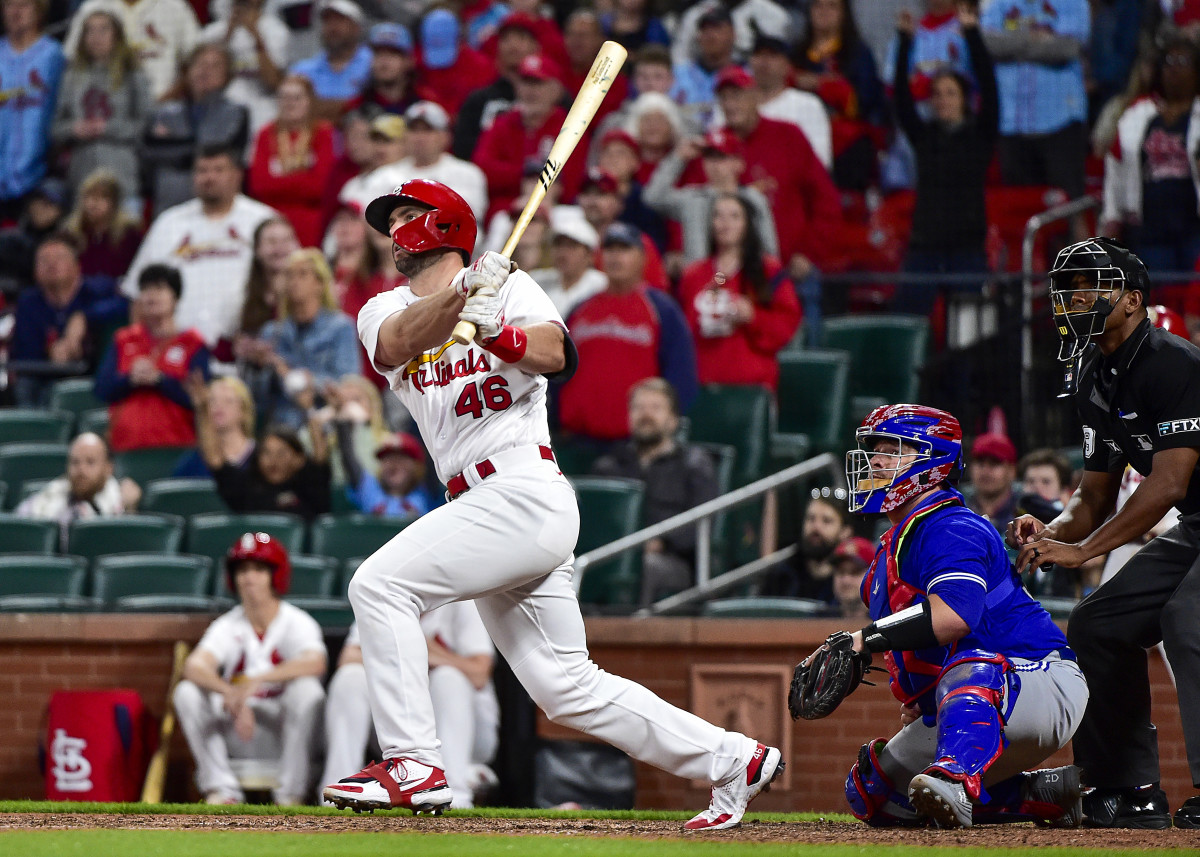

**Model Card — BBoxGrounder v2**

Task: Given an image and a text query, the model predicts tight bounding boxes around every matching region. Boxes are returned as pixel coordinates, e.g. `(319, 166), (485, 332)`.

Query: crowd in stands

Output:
(4, 0), (1200, 625)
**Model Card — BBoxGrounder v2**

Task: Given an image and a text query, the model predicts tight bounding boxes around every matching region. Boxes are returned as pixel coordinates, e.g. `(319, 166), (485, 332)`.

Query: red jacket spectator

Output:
(477, 11), (570, 79)
(676, 256), (800, 390)
(248, 119), (337, 247)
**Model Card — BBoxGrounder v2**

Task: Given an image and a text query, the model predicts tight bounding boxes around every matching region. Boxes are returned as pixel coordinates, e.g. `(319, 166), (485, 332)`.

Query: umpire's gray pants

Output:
(1069, 517), (1200, 789)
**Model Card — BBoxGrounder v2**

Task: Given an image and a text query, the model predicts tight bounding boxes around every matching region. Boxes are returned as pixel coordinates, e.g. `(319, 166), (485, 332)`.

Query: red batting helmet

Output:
(1148, 304), (1189, 338)
(225, 532), (291, 595)
(364, 179), (476, 263)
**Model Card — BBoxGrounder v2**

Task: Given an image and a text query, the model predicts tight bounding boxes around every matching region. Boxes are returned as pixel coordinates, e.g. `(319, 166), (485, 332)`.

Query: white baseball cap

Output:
(550, 207), (599, 250)
(318, 0), (363, 24)
(404, 100), (451, 131)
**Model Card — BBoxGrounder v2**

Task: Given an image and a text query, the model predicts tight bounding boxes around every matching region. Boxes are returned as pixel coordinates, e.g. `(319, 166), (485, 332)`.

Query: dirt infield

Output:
(0, 812), (1197, 848)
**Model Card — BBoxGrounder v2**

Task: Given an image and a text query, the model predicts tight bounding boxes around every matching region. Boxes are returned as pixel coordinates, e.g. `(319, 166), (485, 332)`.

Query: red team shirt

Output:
(247, 121), (338, 246)
(107, 324), (207, 452)
(472, 106), (587, 219)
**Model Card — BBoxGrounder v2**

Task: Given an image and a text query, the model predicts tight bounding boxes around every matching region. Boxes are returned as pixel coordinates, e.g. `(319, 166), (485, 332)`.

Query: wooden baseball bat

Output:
(141, 640), (191, 803)
(451, 40), (628, 345)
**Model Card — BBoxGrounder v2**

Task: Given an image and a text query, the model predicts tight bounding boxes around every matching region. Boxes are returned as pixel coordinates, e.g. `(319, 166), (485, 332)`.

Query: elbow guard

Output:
(861, 600), (939, 654)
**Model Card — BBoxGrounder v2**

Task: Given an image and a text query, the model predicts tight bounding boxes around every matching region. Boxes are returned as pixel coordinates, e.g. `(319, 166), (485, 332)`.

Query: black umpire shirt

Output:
(1074, 317), (1200, 516)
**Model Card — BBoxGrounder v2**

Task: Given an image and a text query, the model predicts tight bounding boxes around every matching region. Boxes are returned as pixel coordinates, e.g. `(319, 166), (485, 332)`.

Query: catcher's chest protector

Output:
(44, 689), (154, 801)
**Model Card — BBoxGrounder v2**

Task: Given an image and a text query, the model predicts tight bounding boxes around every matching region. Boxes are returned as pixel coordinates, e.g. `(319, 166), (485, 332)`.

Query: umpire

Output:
(1009, 237), (1200, 829)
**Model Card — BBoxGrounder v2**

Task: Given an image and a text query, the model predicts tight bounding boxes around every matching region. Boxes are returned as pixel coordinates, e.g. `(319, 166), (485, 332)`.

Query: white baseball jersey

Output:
(357, 270), (565, 484)
(346, 600), (494, 658)
(196, 602), (326, 698)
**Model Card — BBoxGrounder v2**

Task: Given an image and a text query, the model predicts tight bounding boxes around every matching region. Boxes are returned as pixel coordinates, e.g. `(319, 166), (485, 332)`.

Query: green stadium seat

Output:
(17, 479), (51, 504)
(0, 410), (74, 445)
(687, 385), (774, 488)
(310, 514), (411, 563)
(186, 513), (307, 567)
(0, 443), (68, 510)
(820, 315), (930, 405)
(141, 479), (227, 517)
(285, 595), (355, 629)
(113, 446), (192, 485)
(574, 477), (644, 610)
(0, 554), (88, 597)
(1036, 596), (1078, 620)
(49, 378), (103, 423)
(0, 593), (98, 611)
(77, 408), (111, 438)
(91, 553), (214, 611)
(550, 438), (604, 477)
(0, 514), (59, 553)
(214, 553), (338, 598)
(0, 482), (7, 510)
(66, 514), (185, 562)
(700, 596), (828, 618)
(774, 349), (852, 459)
(341, 557), (366, 598)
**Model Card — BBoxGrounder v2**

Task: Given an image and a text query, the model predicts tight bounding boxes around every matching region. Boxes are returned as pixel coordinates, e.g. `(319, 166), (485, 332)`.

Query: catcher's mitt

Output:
(788, 631), (876, 721)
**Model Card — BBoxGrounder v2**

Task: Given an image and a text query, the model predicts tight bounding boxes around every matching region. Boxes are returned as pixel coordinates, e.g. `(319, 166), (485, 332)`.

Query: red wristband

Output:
(482, 325), (527, 363)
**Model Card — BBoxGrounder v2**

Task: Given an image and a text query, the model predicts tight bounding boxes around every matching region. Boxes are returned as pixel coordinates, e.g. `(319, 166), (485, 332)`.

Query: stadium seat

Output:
(687, 385), (774, 488)
(774, 349), (852, 459)
(700, 596), (828, 618)
(186, 513), (307, 566)
(0, 410), (74, 445)
(550, 438), (603, 477)
(574, 477), (644, 610)
(113, 446), (193, 485)
(17, 479), (50, 505)
(310, 514), (411, 563)
(820, 315), (930, 405)
(91, 553), (214, 611)
(141, 479), (228, 517)
(214, 553), (338, 598)
(77, 408), (110, 438)
(0, 554), (88, 598)
(66, 514), (185, 562)
(49, 378), (103, 424)
(0, 514), (59, 553)
(341, 557), (366, 598)
(285, 596), (355, 630)
(0, 443), (68, 509)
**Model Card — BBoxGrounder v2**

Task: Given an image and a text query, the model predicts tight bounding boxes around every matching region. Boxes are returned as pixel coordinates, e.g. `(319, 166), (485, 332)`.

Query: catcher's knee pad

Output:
(928, 651), (1014, 801)
(845, 738), (922, 826)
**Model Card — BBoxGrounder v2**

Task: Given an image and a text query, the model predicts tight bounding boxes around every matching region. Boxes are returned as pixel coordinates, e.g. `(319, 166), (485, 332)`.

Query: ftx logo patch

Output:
(1159, 418), (1200, 436)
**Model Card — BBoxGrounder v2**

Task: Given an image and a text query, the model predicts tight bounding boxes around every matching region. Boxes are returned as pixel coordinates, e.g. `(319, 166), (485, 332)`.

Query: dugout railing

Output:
(573, 453), (842, 616)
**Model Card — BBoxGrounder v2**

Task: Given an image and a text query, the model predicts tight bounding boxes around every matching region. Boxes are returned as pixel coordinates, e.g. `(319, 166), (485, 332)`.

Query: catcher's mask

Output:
(1048, 237), (1148, 364)
(845, 404), (963, 515)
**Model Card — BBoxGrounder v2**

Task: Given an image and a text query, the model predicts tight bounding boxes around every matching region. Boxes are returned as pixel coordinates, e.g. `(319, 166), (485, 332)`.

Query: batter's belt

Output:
(447, 444), (557, 499)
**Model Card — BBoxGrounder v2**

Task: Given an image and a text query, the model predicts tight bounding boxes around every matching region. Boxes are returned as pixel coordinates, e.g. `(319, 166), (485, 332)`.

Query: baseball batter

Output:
(322, 179), (781, 830)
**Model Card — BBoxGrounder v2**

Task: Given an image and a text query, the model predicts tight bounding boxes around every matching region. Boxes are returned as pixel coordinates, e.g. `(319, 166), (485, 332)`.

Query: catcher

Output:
(790, 404), (1090, 828)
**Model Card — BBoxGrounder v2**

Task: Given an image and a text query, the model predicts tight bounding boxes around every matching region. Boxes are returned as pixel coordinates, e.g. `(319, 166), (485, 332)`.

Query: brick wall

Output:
(0, 614), (1190, 812)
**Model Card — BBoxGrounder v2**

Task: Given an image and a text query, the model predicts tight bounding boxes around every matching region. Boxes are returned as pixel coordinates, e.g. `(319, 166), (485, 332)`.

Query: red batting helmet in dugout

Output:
(225, 531), (292, 595)
(364, 179), (477, 262)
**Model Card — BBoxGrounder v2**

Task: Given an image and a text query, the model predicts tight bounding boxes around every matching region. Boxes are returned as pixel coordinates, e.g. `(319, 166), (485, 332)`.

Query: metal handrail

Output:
(574, 452), (841, 592)
(1020, 195), (1100, 432)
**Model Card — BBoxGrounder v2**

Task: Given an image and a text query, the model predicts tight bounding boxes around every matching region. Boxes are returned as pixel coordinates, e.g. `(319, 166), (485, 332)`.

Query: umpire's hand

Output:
(1005, 513), (1045, 549)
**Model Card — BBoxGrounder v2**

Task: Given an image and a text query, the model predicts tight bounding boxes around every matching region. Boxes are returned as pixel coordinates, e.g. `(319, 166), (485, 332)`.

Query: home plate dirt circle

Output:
(0, 812), (1196, 847)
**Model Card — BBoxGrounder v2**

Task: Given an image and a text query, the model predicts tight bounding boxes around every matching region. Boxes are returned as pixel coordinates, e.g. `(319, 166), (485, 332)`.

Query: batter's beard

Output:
(394, 248), (450, 279)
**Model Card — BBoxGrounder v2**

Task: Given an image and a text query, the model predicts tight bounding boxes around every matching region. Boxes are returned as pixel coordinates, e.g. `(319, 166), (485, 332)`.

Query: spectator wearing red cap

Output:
(451, 12), (544, 162)
(673, 4), (740, 122)
(337, 425), (435, 518)
(715, 65), (839, 342)
(594, 127), (667, 251)
(578, 168), (670, 290)
(676, 191), (800, 391)
(413, 8), (496, 116)
(644, 129), (778, 270)
(965, 432), (1019, 534)
(828, 535), (873, 620)
(473, 53), (586, 219)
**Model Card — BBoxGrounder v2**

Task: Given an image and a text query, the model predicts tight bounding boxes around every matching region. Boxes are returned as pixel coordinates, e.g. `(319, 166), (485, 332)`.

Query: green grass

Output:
(0, 831), (1187, 857)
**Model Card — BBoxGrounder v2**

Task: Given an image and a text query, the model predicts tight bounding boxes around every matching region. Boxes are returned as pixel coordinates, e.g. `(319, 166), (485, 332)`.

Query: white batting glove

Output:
(458, 283), (504, 342)
(453, 251), (515, 300)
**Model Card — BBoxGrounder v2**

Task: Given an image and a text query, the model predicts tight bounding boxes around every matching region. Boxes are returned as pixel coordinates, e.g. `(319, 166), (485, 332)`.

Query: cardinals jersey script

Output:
(357, 270), (564, 484)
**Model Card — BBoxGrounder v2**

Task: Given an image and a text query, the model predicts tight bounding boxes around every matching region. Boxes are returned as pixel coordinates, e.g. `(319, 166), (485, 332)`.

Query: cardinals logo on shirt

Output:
(173, 234), (245, 262)
(402, 341), (493, 393)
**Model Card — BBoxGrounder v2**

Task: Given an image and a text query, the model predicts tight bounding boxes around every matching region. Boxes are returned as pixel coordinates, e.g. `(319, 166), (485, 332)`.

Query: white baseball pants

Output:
(347, 451), (757, 785)
(174, 676), (324, 803)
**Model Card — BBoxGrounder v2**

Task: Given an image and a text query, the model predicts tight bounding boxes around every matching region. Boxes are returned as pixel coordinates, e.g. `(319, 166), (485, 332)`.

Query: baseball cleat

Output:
(323, 758), (453, 815)
(909, 773), (974, 829)
(1023, 765), (1083, 828)
(683, 743), (784, 831)
(1082, 784), (1171, 829)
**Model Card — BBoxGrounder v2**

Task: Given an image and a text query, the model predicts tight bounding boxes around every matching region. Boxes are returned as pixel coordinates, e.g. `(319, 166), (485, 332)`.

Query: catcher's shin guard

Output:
(925, 651), (1014, 803)
(845, 738), (923, 826)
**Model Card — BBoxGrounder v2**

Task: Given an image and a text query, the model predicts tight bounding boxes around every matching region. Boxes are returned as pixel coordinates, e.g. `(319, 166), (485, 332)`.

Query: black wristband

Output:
(861, 599), (938, 654)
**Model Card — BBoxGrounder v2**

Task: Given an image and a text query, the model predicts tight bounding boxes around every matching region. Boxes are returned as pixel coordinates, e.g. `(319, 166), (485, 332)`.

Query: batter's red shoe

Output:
(683, 743), (784, 831)
(323, 758), (453, 814)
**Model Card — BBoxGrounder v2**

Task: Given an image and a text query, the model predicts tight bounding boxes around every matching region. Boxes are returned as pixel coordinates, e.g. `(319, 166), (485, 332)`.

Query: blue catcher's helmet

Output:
(845, 404), (963, 514)
(1048, 237), (1149, 362)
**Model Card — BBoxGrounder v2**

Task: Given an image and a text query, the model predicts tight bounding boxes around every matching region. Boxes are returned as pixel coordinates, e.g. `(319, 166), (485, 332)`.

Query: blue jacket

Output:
(259, 308), (361, 428)
(0, 35), (64, 199)
(12, 277), (128, 362)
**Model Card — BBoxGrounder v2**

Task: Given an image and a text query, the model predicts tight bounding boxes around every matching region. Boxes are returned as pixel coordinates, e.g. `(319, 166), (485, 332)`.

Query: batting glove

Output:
(453, 251), (516, 300)
(458, 283), (504, 342)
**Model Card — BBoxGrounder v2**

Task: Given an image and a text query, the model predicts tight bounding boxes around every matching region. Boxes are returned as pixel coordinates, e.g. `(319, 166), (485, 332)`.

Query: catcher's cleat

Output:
(324, 757), (453, 814)
(1024, 765), (1083, 828)
(683, 743), (784, 831)
(909, 773), (974, 829)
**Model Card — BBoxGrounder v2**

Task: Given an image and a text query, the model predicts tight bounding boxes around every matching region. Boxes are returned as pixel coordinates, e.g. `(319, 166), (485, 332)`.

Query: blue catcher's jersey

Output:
(864, 486), (1071, 704)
